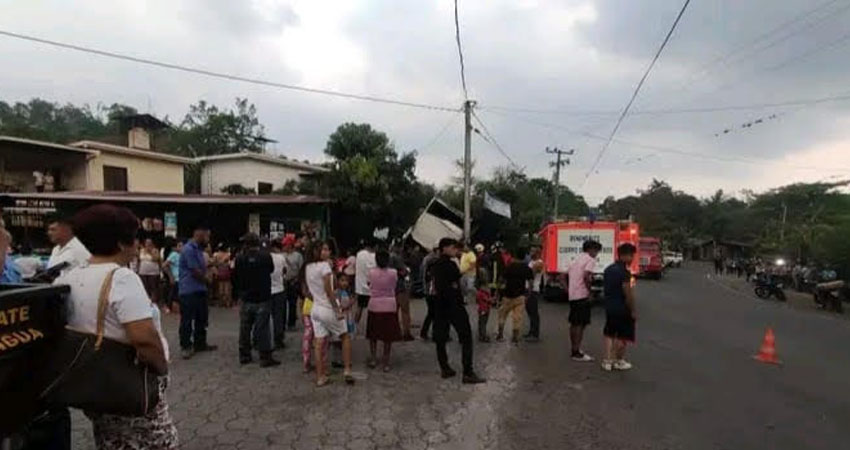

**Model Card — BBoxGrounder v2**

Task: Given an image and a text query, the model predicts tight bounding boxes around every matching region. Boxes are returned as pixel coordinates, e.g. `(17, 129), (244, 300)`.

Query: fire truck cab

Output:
(540, 220), (639, 300)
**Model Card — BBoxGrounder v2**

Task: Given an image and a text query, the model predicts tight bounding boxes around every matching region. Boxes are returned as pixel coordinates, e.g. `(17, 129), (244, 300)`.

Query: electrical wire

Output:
(415, 116), (457, 153)
(481, 109), (850, 172)
(470, 110), (521, 170)
(0, 29), (461, 113)
(453, 0), (469, 100)
(581, 0), (692, 187)
(481, 92), (850, 116)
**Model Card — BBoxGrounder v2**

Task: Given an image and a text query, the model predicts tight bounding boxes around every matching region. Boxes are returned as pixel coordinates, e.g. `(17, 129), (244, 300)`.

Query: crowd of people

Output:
(0, 195), (643, 449)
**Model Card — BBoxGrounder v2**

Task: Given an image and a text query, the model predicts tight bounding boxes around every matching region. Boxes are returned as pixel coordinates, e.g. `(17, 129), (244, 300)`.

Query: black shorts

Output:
(604, 313), (636, 342)
(357, 294), (370, 308)
(568, 299), (591, 326)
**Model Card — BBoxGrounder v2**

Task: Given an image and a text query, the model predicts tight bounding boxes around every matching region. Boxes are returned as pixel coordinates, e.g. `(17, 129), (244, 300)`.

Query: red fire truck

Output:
(638, 236), (665, 279)
(540, 220), (640, 300)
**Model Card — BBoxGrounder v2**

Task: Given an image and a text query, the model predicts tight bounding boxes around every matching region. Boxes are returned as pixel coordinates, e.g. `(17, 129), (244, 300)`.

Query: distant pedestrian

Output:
(137, 238), (162, 309)
(212, 243), (233, 308)
(233, 233), (279, 367)
(13, 242), (43, 279)
(525, 246), (544, 342)
(366, 250), (403, 371)
(713, 253), (723, 276)
(567, 240), (602, 362)
(390, 244), (414, 341)
(178, 224), (217, 360)
(459, 243), (478, 304)
(270, 240), (287, 349)
(496, 257), (533, 344)
(163, 240), (183, 314)
(419, 247), (440, 340)
(475, 276), (494, 342)
(282, 235), (304, 329)
(305, 241), (354, 386)
(431, 238), (485, 384)
(601, 243), (638, 372)
(354, 240), (377, 330)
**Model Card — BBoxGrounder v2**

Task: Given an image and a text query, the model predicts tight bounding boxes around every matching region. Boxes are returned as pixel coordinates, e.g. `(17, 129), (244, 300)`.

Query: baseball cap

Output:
(474, 243), (485, 252)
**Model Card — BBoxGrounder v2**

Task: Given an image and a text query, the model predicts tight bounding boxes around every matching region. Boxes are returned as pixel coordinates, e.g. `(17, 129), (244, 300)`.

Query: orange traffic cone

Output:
(753, 327), (781, 365)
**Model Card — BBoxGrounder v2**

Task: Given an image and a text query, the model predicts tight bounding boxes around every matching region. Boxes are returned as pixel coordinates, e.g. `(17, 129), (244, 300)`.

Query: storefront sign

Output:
(164, 212), (177, 238)
(248, 213), (260, 235)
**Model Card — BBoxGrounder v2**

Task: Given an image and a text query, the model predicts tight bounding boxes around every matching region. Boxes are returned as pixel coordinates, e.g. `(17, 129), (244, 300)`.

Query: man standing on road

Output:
(354, 240), (376, 330)
(234, 233), (280, 367)
(179, 223), (217, 359)
(566, 240), (602, 362)
(602, 243), (637, 371)
(431, 238), (486, 384)
(47, 215), (91, 271)
(525, 246), (544, 342)
(419, 246), (440, 340)
(269, 240), (287, 349)
(282, 235), (303, 330)
(390, 243), (415, 341)
(496, 254), (534, 344)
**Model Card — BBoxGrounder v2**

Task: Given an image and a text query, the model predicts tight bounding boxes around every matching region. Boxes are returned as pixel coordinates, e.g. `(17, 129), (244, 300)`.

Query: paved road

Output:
(72, 265), (850, 449)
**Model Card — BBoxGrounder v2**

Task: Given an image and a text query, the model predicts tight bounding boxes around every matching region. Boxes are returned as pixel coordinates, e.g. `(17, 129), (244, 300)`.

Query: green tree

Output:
(301, 123), (433, 247)
(0, 98), (137, 143)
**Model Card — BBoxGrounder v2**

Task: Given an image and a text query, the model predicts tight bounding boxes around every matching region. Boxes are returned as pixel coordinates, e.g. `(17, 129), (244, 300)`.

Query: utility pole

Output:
(546, 147), (575, 221)
(462, 100), (475, 242)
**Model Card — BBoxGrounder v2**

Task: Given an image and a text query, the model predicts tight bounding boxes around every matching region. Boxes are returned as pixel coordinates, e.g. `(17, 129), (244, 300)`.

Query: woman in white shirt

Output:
(304, 241), (354, 387)
(137, 238), (163, 308)
(54, 204), (177, 450)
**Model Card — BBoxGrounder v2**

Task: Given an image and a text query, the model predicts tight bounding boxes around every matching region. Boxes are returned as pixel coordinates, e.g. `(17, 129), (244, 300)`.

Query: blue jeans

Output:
(239, 301), (272, 359)
(179, 291), (209, 350)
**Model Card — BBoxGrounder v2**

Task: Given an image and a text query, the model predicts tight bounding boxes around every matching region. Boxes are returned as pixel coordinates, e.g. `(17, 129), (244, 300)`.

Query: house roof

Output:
(0, 135), (99, 156)
(194, 152), (330, 173)
(9, 191), (330, 205)
(116, 114), (170, 130)
(70, 140), (194, 164)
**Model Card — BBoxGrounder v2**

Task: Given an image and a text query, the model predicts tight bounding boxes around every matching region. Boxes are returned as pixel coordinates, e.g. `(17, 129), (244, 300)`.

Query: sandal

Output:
(316, 376), (331, 387)
(344, 372), (355, 385)
(367, 358), (378, 369)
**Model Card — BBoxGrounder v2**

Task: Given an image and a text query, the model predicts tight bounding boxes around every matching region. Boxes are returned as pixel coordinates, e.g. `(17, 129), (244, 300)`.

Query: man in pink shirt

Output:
(566, 240), (602, 361)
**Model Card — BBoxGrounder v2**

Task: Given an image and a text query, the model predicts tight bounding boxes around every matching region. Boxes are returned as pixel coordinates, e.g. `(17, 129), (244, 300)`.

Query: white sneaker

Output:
(571, 352), (594, 362)
(613, 359), (633, 371)
(601, 360), (613, 371)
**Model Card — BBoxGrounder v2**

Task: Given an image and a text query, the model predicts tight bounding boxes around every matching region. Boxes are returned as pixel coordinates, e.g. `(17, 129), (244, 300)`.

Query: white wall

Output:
(200, 158), (309, 194)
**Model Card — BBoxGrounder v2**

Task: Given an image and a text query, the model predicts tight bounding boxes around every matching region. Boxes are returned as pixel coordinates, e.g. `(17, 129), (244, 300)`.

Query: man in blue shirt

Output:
(602, 243), (637, 372)
(179, 223), (217, 359)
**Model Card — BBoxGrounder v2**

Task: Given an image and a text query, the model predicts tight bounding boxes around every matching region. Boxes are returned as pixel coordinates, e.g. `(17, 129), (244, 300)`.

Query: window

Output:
(103, 166), (128, 191)
(257, 182), (273, 195)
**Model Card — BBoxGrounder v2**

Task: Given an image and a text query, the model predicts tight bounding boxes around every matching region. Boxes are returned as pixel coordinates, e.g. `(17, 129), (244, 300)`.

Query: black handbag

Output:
(40, 268), (161, 416)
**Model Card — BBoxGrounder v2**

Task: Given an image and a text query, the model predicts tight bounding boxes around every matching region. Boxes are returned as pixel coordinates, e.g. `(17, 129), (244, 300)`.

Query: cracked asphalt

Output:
(71, 264), (850, 449)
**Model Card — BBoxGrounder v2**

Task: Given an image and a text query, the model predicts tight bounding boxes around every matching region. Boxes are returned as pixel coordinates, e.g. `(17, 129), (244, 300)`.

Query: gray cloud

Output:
(1, 0), (849, 204)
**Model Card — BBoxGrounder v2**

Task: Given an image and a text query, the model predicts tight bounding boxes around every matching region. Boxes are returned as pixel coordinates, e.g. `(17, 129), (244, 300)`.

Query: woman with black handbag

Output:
(52, 204), (177, 449)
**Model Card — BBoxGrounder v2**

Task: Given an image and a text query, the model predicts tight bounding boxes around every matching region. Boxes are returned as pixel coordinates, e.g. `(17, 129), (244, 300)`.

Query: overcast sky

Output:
(2, 0), (850, 204)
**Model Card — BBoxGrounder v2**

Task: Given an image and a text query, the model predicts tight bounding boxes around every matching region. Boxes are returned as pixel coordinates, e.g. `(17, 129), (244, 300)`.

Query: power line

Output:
(481, 92), (850, 116)
(0, 29), (461, 113)
(581, 0), (692, 187)
(415, 116), (458, 153)
(470, 110), (521, 170)
(453, 0), (469, 100)
(481, 109), (850, 173)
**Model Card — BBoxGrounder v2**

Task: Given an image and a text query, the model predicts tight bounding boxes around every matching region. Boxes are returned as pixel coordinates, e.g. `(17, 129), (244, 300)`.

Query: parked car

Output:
(663, 251), (683, 268)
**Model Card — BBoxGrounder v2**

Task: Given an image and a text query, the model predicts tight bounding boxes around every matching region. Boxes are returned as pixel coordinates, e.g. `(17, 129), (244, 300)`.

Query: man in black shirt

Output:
(602, 243), (637, 372)
(233, 233), (279, 367)
(431, 238), (486, 384)
(496, 256), (534, 344)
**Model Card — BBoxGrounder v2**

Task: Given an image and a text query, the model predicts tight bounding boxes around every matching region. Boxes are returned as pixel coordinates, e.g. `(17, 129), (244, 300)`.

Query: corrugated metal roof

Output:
(195, 152), (330, 173)
(9, 191), (330, 204)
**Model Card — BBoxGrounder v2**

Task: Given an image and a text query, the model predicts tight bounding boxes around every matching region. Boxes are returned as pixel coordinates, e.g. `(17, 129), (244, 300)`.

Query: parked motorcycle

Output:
(813, 280), (846, 313)
(754, 274), (787, 301)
